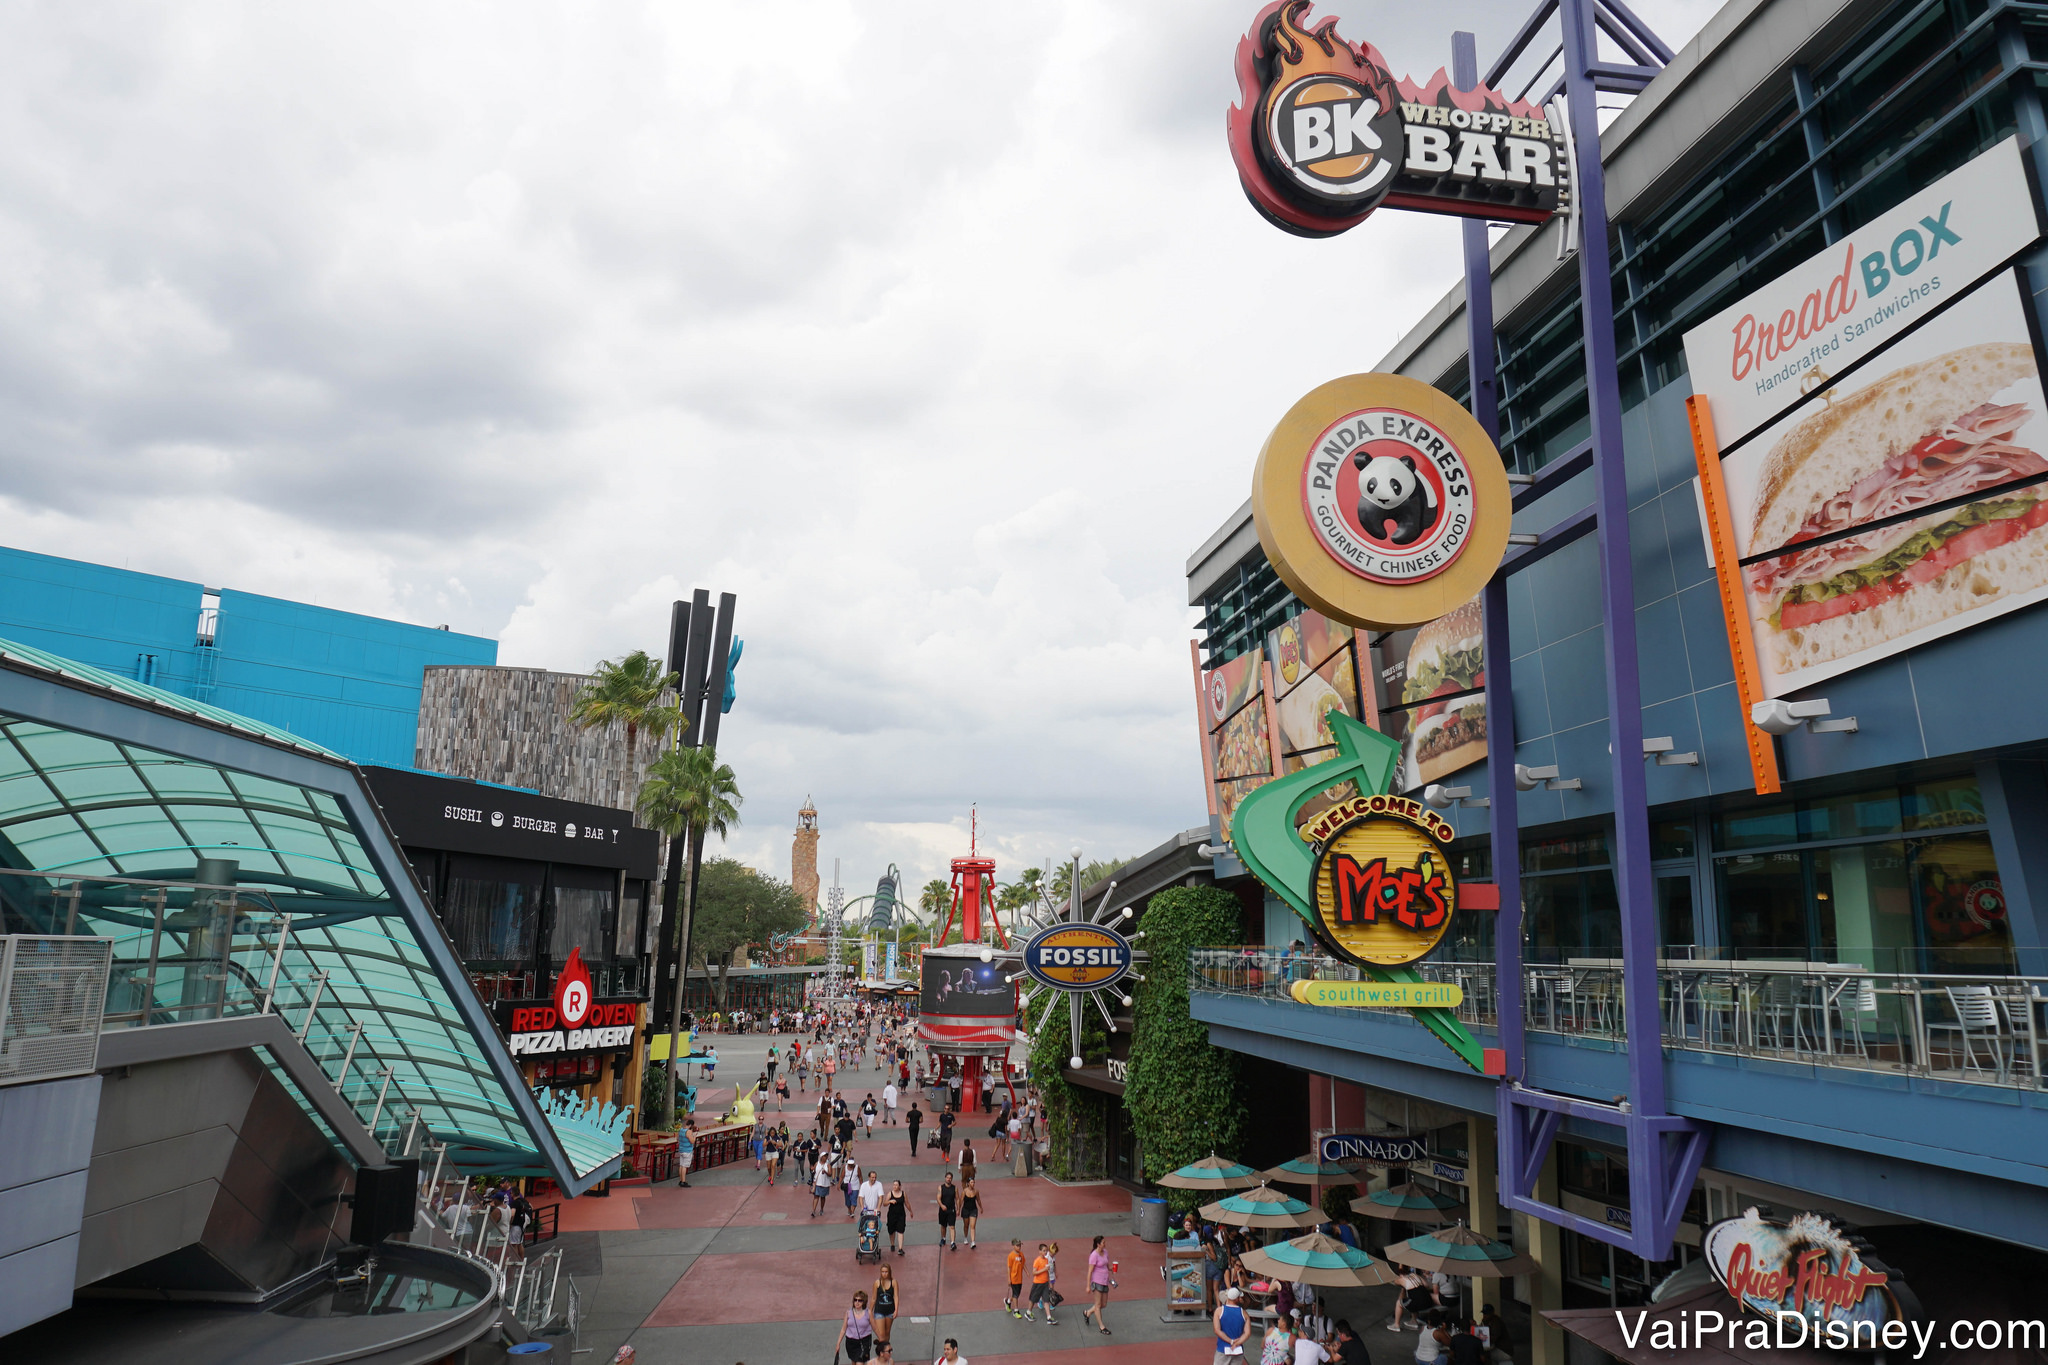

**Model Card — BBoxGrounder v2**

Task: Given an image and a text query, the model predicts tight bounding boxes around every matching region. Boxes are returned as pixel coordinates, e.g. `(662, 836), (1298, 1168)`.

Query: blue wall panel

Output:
(212, 590), (495, 769)
(0, 548), (204, 692)
(1, 548), (497, 769)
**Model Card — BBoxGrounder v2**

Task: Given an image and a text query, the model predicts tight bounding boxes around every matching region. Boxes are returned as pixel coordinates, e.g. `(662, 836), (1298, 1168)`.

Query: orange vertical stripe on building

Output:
(1190, 639), (1220, 817)
(1686, 394), (1780, 796)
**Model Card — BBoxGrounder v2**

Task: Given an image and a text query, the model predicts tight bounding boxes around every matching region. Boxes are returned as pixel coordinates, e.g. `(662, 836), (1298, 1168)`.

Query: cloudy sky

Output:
(0, 0), (1718, 901)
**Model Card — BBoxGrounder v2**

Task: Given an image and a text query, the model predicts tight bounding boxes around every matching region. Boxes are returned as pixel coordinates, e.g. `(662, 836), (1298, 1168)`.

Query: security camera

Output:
(1751, 698), (1847, 736)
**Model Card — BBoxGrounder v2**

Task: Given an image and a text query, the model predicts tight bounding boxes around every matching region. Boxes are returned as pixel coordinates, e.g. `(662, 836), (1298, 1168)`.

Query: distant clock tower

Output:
(793, 799), (820, 924)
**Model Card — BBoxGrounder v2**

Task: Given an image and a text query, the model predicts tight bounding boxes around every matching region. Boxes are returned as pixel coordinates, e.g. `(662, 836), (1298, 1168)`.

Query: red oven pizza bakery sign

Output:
(494, 949), (638, 1057)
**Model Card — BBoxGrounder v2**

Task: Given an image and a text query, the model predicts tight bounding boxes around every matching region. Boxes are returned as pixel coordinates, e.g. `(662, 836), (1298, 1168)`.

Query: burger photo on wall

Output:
(1740, 332), (2048, 693)
(1399, 599), (1485, 787)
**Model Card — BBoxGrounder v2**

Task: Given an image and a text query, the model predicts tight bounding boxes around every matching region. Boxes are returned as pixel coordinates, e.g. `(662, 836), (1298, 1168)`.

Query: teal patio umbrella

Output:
(1352, 1182), (1465, 1222)
(1380, 1222), (1538, 1279)
(1240, 1231), (1393, 1288)
(1262, 1154), (1360, 1222)
(1199, 1182), (1322, 1230)
(1158, 1153), (1261, 1192)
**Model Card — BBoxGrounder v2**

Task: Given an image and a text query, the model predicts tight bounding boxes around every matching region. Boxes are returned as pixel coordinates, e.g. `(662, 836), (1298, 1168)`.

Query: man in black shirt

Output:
(1332, 1319), (1371, 1365)
(907, 1103), (923, 1157)
(837, 1113), (857, 1147)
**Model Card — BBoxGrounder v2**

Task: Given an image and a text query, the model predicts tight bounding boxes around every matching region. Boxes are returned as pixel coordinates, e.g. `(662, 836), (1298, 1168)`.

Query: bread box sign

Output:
(1682, 137), (2041, 452)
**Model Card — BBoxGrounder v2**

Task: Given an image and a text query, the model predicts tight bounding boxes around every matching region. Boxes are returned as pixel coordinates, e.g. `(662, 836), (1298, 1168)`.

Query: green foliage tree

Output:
(570, 650), (682, 778)
(636, 743), (741, 1121)
(691, 858), (809, 1009)
(1050, 857), (1131, 909)
(1026, 992), (1110, 1179)
(1124, 885), (1248, 1210)
(918, 878), (950, 929)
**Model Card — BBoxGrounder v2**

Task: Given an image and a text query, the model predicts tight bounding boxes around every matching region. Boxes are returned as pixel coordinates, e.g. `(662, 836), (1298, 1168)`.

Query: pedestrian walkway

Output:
(539, 1025), (1421, 1362)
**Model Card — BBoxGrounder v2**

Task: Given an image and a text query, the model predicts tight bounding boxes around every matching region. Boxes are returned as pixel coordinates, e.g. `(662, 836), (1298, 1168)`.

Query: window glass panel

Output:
(1903, 776), (1985, 831)
(1814, 842), (1913, 973)
(1524, 874), (1583, 963)
(1714, 803), (1797, 850)
(1912, 834), (2013, 972)
(1719, 851), (1808, 958)
(1582, 869), (1621, 958)
(1523, 832), (1609, 873)
(1651, 820), (1695, 861)
(1799, 788), (1901, 842)
(1656, 874), (1695, 954)
(618, 881), (647, 959)
(551, 885), (613, 964)
(442, 855), (542, 964)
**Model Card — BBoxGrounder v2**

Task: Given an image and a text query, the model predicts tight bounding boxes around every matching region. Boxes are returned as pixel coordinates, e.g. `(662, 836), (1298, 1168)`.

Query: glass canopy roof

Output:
(0, 637), (623, 1188)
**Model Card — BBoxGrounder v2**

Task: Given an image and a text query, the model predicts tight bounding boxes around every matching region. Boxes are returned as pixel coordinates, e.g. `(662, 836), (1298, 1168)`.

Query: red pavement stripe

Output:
(969, 1345), (1203, 1364)
(632, 1184), (754, 1228)
(642, 1244), (946, 1325)
(934, 1237), (1166, 1317)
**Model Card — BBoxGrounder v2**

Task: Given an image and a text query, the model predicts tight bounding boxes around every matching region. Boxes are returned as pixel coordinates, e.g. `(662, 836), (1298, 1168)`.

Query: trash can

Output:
(1014, 1141), (1035, 1177)
(1134, 1195), (1168, 1243)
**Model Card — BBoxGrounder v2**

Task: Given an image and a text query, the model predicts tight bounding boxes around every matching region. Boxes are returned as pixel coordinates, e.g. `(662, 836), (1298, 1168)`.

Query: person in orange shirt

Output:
(1028, 1243), (1057, 1325)
(1004, 1240), (1026, 1319)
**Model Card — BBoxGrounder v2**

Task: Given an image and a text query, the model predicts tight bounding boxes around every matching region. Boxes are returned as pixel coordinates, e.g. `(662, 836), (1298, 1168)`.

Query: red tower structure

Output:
(918, 813), (1015, 1115)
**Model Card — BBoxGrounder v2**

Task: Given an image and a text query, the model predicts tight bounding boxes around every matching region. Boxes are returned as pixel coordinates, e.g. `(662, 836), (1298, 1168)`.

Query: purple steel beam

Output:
(1484, 0), (1705, 1262)
(1456, 27), (1526, 1085)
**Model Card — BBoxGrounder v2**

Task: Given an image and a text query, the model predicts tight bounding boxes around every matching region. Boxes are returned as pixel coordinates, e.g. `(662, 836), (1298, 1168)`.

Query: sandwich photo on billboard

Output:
(1721, 277), (2048, 697)
(1398, 599), (1485, 787)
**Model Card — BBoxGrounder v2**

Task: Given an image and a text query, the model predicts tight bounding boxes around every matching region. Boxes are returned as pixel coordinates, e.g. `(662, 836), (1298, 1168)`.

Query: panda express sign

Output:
(1254, 372), (1512, 629)
(495, 949), (638, 1058)
(1230, 0), (1568, 238)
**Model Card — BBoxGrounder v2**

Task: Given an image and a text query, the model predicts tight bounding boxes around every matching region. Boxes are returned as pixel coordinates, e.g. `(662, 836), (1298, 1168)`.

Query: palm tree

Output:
(919, 877), (950, 935)
(571, 651), (684, 801)
(637, 744), (742, 1124)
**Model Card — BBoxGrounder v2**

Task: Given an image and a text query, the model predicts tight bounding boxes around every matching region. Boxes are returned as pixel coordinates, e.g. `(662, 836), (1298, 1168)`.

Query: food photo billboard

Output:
(1710, 273), (2048, 699)
(1368, 597), (1486, 790)
(1199, 646), (1273, 844)
(1684, 134), (2048, 734)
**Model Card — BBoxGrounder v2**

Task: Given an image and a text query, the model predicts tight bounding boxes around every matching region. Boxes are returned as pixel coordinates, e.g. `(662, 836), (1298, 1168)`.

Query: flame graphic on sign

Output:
(1228, 1), (1400, 238)
(1394, 68), (1548, 120)
(555, 947), (594, 1028)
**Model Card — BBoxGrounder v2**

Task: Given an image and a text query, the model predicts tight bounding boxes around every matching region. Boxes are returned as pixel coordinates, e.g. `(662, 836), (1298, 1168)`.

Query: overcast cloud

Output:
(0, 0), (1720, 901)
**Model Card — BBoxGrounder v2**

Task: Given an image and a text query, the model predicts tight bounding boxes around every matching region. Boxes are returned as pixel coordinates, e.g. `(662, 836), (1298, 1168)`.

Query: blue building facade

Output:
(0, 546), (496, 769)
(1187, 0), (2048, 1348)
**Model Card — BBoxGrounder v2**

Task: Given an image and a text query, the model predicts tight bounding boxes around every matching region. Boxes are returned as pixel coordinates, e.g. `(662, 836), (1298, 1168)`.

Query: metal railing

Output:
(0, 866), (421, 1149)
(1190, 948), (2048, 1091)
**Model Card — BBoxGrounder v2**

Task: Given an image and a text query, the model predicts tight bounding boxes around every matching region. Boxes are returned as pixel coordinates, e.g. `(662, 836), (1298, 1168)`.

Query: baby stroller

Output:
(855, 1209), (882, 1264)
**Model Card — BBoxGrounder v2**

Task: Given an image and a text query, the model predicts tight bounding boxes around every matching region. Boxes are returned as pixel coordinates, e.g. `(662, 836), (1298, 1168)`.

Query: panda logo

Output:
(1354, 451), (1439, 545)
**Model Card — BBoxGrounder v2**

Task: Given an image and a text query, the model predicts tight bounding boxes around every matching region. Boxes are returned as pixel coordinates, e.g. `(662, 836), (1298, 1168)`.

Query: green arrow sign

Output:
(1231, 711), (1486, 1072)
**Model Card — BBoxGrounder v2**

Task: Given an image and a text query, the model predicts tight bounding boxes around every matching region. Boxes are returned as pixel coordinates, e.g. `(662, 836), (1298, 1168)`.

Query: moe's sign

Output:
(1230, 0), (1567, 238)
(495, 949), (638, 1058)
(1305, 794), (1460, 967)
